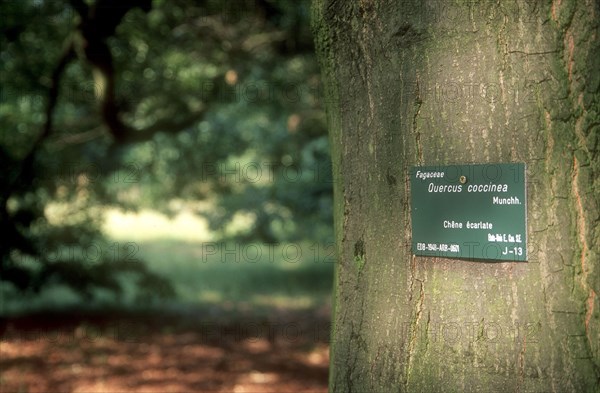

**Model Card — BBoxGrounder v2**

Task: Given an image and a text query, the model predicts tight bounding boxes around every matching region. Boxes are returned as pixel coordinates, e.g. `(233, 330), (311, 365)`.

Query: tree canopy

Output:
(1, 0), (331, 301)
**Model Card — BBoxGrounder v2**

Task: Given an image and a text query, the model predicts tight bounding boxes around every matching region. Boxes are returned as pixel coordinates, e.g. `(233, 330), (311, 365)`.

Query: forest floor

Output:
(0, 307), (329, 393)
(1, 210), (332, 392)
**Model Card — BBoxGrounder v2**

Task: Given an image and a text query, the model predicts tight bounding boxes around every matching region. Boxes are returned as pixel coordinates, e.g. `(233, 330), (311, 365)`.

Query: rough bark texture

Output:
(312, 0), (599, 391)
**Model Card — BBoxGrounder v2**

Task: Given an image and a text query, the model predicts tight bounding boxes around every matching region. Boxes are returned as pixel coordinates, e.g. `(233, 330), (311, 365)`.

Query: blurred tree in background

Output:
(0, 0), (330, 302)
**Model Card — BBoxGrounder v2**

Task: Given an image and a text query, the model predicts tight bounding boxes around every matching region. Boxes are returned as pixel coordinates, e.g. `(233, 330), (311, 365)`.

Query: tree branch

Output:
(3, 40), (75, 200)
(70, 0), (199, 145)
(1, 39), (76, 257)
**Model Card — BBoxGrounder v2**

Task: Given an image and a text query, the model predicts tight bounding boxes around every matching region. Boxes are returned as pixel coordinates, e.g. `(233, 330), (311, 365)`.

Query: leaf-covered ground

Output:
(0, 309), (329, 393)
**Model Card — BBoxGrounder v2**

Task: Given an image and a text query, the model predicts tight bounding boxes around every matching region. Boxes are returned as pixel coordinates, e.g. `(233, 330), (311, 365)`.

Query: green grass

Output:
(104, 208), (334, 312)
(134, 239), (334, 310)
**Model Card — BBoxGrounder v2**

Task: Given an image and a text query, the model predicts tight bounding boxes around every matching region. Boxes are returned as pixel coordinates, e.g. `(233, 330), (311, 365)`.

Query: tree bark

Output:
(312, 0), (599, 391)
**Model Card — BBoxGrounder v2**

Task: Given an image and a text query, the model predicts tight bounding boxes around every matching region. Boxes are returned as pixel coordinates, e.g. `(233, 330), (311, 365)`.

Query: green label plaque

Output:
(410, 163), (527, 261)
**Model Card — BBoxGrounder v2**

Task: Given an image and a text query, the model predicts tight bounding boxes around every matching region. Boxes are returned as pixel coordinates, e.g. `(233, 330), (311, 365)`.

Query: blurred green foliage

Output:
(0, 0), (331, 305)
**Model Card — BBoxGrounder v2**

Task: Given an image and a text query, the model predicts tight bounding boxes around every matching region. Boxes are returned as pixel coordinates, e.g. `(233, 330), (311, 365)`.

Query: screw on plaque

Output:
(459, 175), (467, 184)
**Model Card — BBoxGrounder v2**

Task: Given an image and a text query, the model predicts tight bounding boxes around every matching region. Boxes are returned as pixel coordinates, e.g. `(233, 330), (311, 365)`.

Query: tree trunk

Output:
(312, 0), (599, 391)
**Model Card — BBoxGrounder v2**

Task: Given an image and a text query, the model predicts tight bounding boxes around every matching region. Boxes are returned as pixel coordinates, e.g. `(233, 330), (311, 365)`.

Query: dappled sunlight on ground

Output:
(0, 311), (329, 393)
(103, 208), (214, 242)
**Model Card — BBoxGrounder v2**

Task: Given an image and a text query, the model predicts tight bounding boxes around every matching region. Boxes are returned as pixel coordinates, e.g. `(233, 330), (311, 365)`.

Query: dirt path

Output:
(0, 310), (329, 393)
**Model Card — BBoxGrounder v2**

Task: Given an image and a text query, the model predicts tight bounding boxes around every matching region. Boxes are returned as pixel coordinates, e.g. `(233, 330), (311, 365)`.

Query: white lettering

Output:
(492, 196), (520, 205)
(428, 183), (462, 193)
(443, 220), (463, 229)
(416, 170), (445, 180)
(466, 221), (493, 229)
(467, 183), (509, 192)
